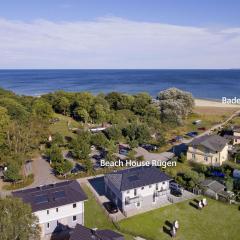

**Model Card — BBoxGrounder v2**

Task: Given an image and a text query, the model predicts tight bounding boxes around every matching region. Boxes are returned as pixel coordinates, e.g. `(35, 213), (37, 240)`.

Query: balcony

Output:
(125, 195), (141, 205)
(154, 189), (169, 197)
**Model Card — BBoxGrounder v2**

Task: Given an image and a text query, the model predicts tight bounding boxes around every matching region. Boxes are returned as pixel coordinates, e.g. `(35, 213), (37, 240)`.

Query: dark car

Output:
(140, 144), (157, 151)
(170, 181), (183, 197)
(186, 131), (198, 138)
(103, 202), (118, 214)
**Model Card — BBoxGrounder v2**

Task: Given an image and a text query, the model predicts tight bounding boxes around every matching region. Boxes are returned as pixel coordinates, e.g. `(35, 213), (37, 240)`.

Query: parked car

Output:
(193, 120), (202, 125)
(140, 144), (157, 151)
(198, 127), (206, 131)
(71, 163), (84, 174)
(103, 202), (118, 214)
(170, 181), (183, 196)
(119, 148), (129, 155)
(186, 131), (198, 137)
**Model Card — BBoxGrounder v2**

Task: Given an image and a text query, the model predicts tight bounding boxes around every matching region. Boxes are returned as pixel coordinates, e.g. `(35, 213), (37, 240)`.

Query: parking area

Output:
(87, 176), (126, 221)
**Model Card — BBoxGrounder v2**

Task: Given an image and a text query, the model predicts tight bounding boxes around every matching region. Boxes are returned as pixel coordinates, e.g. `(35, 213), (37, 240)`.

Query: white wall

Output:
(122, 181), (169, 200)
(35, 201), (84, 224)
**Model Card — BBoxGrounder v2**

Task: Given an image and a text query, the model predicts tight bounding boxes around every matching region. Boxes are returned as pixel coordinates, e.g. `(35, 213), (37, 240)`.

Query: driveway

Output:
(27, 156), (61, 188)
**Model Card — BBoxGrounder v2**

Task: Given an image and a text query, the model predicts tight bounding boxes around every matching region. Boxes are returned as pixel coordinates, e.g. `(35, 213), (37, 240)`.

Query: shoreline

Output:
(195, 98), (240, 108)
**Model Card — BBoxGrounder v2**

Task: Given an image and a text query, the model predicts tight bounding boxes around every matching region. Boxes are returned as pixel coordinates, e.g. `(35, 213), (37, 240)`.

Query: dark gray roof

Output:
(12, 180), (87, 212)
(200, 179), (225, 193)
(189, 135), (228, 152)
(70, 224), (124, 240)
(105, 167), (171, 191)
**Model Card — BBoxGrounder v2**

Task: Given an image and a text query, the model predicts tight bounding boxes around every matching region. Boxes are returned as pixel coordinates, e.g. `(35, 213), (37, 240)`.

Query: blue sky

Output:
(1, 0), (240, 26)
(0, 0), (240, 68)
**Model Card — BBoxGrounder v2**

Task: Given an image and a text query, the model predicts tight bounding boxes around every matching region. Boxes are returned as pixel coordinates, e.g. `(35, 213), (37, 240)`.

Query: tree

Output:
(132, 92), (152, 115)
(53, 96), (70, 115)
(105, 125), (123, 142)
(123, 123), (151, 145)
(46, 144), (63, 163)
(83, 158), (93, 173)
(0, 106), (10, 146)
(178, 153), (187, 163)
(4, 162), (22, 182)
(53, 159), (73, 176)
(70, 138), (91, 160)
(0, 98), (29, 122)
(158, 88), (194, 125)
(32, 99), (53, 120)
(91, 132), (109, 149)
(90, 104), (107, 124)
(225, 177), (234, 191)
(74, 107), (89, 123)
(0, 197), (40, 240)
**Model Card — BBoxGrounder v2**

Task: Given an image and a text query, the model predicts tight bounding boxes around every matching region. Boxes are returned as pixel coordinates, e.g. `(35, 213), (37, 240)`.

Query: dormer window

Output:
(73, 203), (77, 208)
(47, 210), (49, 215)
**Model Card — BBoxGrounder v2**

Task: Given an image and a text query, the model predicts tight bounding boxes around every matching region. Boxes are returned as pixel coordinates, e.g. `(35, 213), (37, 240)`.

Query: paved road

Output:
(28, 156), (61, 188)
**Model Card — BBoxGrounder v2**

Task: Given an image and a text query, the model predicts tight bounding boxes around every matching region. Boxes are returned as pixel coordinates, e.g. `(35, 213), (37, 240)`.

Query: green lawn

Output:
(118, 198), (240, 240)
(83, 184), (134, 240)
(50, 113), (81, 139)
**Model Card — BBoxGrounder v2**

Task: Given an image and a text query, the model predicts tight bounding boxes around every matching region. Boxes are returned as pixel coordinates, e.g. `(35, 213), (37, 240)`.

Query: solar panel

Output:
(54, 190), (66, 200)
(128, 175), (139, 182)
(34, 195), (49, 204)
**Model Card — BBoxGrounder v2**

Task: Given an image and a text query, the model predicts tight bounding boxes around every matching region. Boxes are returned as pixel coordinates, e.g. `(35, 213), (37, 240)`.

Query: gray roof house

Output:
(104, 167), (172, 217)
(70, 224), (125, 240)
(13, 181), (87, 237)
(189, 135), (228, 152)
(187, 135), (228, 166)
(200, 179), (229, 201)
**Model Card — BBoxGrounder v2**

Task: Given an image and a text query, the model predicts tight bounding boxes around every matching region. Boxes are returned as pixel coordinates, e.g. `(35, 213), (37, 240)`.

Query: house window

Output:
(134, 189), (137, 196)
(127, 190), (130, 194)
(204, 156), (208, 162)
(192, 154), (196, 160)
(47, 210), (49, 215)
(136, 202), (141, 208)
(156, 184), (159, 191)
(215, 158), (218, 162)
(73, 203), (77, 208)
(153, 195), (156, 203)
(56, 208), (58, 212)
(149, 185), (152, 188)
(73, 216), (77, 221)
(141, 187), (144, 190)
(162, 182), (165, 185)
(47, 223), (50, 229)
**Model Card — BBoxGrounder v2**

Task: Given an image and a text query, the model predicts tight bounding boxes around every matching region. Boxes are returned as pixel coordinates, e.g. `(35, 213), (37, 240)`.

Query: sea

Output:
(0, 69), (240, 99)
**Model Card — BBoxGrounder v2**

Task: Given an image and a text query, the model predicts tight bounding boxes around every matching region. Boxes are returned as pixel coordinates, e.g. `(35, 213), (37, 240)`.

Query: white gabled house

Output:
(13, 180), (87, 238)
(104, 166), (172, 216)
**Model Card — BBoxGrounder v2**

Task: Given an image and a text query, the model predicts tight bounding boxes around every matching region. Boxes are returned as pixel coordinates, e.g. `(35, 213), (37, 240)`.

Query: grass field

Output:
(83, 184), (134, 240)
(50, 113), (81, 139)
(118, 198), (240, 240)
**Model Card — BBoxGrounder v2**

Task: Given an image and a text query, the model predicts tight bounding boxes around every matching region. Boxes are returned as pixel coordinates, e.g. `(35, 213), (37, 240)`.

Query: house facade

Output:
(13, 180), (87, 238)
(187, 135), (228, 166)
(232, 127), (240, 145)
(70, 224), (125, 240)
(104, 166), (172, 216)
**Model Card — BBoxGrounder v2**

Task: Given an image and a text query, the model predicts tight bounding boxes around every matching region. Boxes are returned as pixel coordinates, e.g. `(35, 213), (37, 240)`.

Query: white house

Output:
(104, 166), (172, 216)
(13, 180), (87, 238)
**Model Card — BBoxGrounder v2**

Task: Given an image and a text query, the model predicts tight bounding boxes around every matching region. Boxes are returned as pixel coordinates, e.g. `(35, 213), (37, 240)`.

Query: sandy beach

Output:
(195, 98), (240, 108)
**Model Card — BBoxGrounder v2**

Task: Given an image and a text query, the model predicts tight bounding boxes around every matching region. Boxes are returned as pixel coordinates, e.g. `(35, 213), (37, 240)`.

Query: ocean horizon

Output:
(0, 69), (240, 99)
